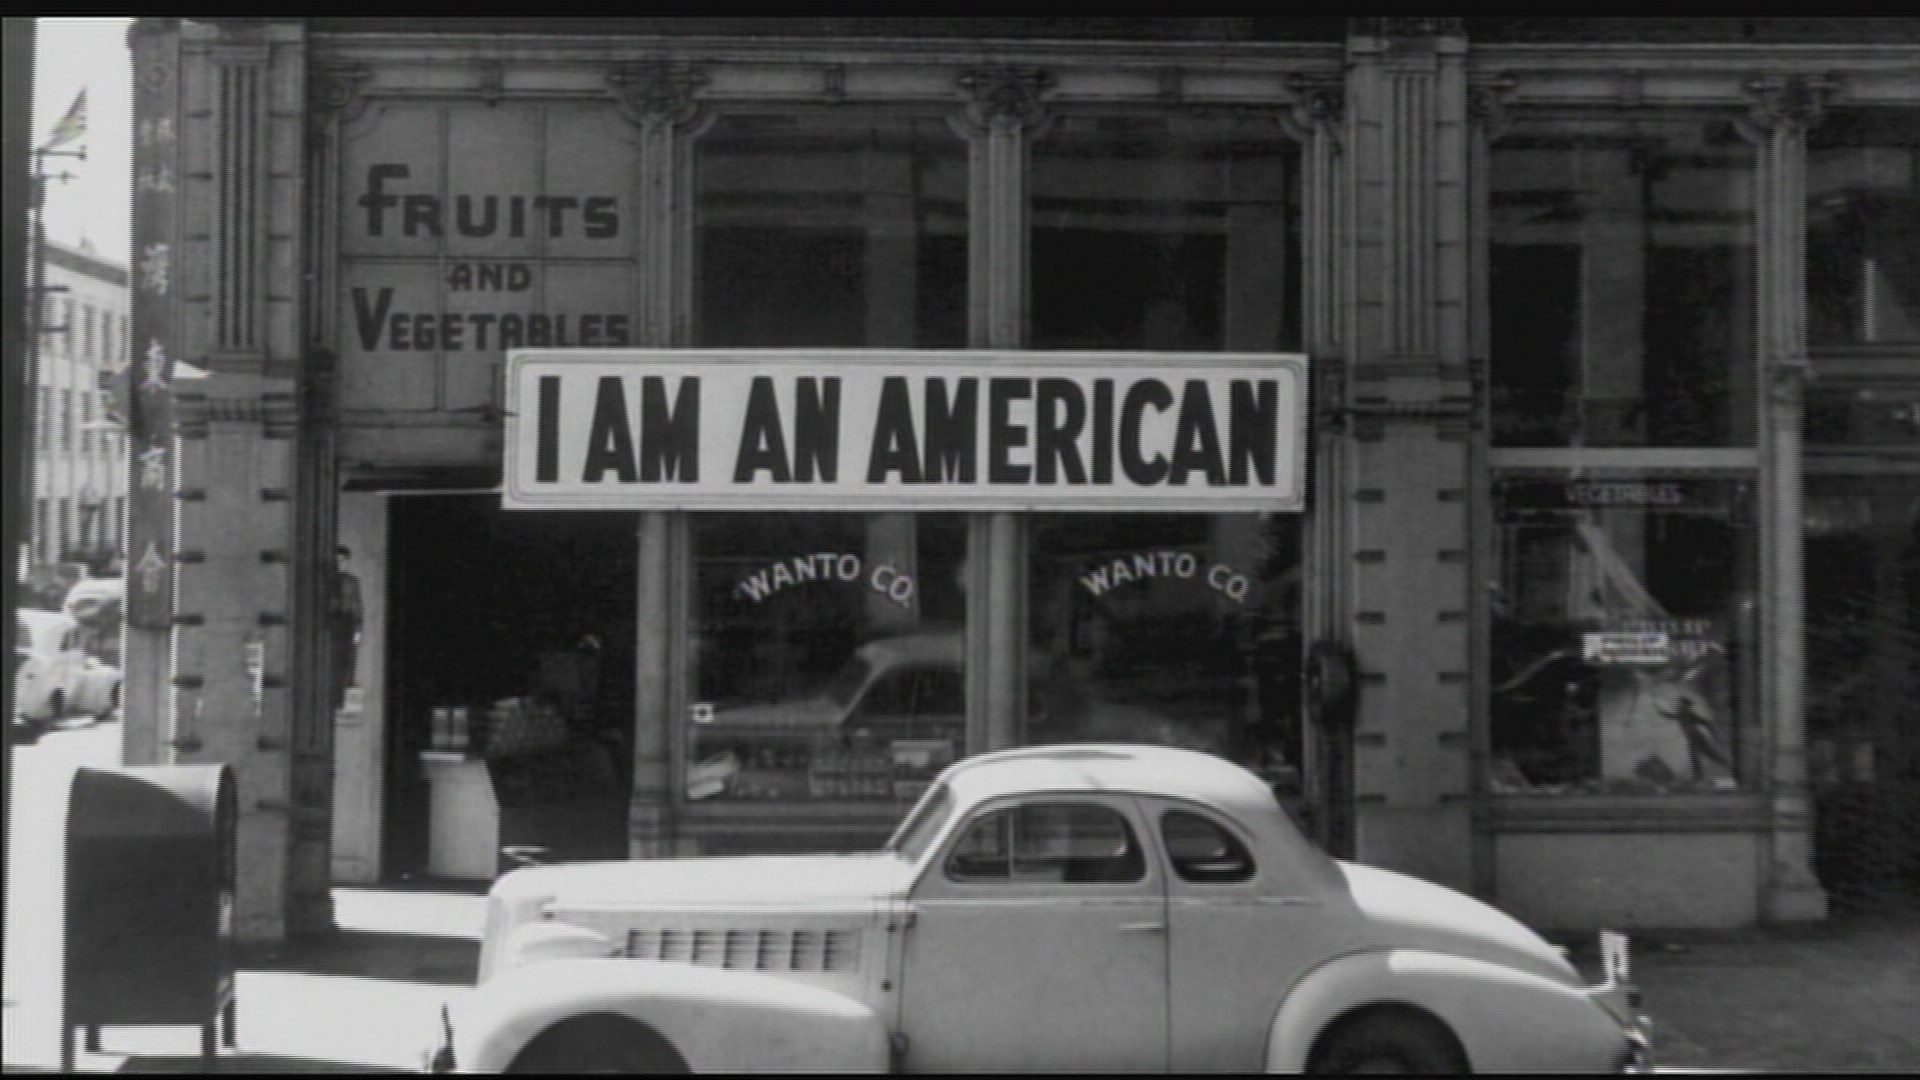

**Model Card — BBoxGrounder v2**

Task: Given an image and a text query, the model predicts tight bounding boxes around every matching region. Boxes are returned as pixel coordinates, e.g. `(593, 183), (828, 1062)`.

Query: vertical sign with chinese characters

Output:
(125, 23), (179, 628)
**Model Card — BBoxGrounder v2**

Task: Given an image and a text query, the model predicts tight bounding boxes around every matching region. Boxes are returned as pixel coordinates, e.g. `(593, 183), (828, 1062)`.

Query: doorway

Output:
(382, 494), (639, 882)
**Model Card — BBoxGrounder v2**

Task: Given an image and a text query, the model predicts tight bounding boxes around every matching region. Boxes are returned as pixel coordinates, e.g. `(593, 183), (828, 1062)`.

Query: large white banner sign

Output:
(503, 350), (1308, 512)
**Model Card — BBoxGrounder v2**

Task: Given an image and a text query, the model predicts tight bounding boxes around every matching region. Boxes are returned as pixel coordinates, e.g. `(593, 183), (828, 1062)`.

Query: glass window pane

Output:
(947, 803), (1144, 885)
(1489, 474), (1759, 795)
(1032, 115), (1302, 352)
(1489, 117), (1757, 447)
(1809, 108), (1920, 347)
(1161, 809), (1256, 883)
(688, 512), (967, 803)
(1026, 513), (1304, 776)
(694, 114), (967, 348)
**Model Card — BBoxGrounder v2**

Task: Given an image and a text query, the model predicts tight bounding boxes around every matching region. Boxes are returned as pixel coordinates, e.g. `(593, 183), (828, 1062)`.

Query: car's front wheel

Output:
(1309, 1007), (1468, 1074)
(506, 1014), (688, 1074)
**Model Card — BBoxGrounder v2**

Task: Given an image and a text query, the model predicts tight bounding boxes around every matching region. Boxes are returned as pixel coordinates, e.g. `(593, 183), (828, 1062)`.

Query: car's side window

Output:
(946, 802), (1145, 884)
(1160, 809), (1257, 884)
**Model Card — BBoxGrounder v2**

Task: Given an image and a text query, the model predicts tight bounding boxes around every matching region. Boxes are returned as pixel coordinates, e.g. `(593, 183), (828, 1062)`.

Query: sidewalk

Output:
(3, 887), (487, 1074)
(1561, 903), (1920, 1074)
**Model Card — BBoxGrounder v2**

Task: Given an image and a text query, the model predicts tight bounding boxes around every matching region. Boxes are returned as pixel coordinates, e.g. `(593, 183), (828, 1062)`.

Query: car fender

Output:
(1265, 948), (1629, 1074)
(454, 956), (891, 1073)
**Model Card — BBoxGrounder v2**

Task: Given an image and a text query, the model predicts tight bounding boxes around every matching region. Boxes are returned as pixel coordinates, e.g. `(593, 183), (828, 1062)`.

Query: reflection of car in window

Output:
(704, 630), (966, 742)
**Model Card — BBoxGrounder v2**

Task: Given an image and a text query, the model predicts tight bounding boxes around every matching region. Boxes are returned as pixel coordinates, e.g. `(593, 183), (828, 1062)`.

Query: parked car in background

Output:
(62, 575), (125, 668)
(432, 743), (1651, 1074)
(14, 609), (122, 724)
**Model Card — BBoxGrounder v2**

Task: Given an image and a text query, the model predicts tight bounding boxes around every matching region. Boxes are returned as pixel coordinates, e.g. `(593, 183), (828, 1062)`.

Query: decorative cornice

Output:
(1353, 17), (1465, 40)
(608, 61), (708, 129)
(956, 66), (1054, 134)
(1739, 72), (1838, 142)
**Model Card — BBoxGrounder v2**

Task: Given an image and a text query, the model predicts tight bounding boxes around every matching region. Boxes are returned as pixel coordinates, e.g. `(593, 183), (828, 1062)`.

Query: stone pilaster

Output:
(608, 62), (708, 857)
(1340, 20), (1476, 893)
(169, 19), (314, 943)
(1280, 71), (1355, 855)
(953, 66), (1052, 751)
(1742, 73), (1834, 923)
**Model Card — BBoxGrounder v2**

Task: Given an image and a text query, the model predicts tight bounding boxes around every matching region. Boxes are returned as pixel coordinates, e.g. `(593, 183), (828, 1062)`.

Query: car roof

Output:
(940, 742), (1278, 811)
(17, 609), (77, 631)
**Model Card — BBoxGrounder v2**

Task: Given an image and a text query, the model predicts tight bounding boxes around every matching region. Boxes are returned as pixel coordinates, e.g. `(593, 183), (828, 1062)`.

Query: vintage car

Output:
(14, 610), (121, 724)
(429, 744), (1651, 1074)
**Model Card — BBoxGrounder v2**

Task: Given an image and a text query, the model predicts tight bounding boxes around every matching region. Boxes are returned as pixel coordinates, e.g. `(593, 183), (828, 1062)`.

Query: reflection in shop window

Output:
(1027, 513), (1303, 779)
(694, 113), (967, 349)
(1489, 117), (1757, 448)
(1809, 108), (1920, 347)
(687, 513), (968, 804)
(1489, 475), (1758, 795)
(1031, 115), (1302, 352)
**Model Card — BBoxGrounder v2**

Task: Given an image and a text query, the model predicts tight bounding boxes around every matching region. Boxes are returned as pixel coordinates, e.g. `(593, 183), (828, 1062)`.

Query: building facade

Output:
(26, 239), (129, 578)
(122, 17), (1920, 943)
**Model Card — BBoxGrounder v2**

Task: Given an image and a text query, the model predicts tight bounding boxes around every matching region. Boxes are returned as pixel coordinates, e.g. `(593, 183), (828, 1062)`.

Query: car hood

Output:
(702, 697), (843, 730)
(499, 851), (913, 915)
(1336, 860), (1582, 986)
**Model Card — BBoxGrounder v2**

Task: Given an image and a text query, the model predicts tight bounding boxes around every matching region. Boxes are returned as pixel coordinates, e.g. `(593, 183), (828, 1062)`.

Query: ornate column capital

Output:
(1468, 74), (1517, 143)
(955, 66), (1054, 136)
(1738, 73), (1837, 143)
(309, 63), (371, 127)
(608, 62), (709, 130)
(1280, 73), (1345, 146)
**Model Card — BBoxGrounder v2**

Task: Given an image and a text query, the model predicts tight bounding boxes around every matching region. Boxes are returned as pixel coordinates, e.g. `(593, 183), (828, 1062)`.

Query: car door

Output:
(1147, 797), (1329, 1073)
(898, 795), (1169, 1073)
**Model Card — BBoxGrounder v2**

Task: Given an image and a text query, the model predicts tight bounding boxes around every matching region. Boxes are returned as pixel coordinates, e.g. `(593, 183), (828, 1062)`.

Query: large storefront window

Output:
(695, 113), (967, 349)
(1032, 115), (1302, 352)
(684, 114), (972, 808)
(687, 513), (969, 804)
(1026, 513), (1302, 773)
(1488, 117), (1757, 447)
(1488, 475), (1759, 795)
(1809, 108), (1920, 348)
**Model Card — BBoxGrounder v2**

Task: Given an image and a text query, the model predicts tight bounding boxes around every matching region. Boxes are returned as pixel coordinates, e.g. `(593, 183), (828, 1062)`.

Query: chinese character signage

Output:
(125, 22), (179, 629)
(503, 351), (1309, 512)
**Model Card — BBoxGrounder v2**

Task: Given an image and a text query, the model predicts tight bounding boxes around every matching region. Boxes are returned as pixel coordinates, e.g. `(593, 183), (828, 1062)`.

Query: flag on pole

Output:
(45, 88), (88, 150)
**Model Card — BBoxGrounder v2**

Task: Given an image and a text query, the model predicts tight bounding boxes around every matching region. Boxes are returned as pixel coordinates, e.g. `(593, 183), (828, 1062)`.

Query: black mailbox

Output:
(63, 764), (237, 1071)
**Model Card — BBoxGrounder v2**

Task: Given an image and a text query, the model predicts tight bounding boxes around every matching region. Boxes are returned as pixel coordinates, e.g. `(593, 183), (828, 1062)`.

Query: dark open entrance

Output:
(384, 494), (638, 882)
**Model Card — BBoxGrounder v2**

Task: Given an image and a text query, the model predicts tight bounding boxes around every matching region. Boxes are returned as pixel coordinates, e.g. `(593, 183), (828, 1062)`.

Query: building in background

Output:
(25, 236), (127, 591)
(122, 17), (1919, 944)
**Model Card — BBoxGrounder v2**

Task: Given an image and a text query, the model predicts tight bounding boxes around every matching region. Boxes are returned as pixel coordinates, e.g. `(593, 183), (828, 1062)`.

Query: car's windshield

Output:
(884, 780), (954, 863)
(822, 656), (874, 708)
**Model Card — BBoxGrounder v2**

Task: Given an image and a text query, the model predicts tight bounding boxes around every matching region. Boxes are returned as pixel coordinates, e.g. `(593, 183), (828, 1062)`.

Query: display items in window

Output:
(1489, 476), (1757, 795)
(688, 513), (967, 803)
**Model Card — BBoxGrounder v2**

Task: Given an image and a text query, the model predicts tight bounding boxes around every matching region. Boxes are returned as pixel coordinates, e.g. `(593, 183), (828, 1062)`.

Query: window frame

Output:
(941, 797), (1151, 887)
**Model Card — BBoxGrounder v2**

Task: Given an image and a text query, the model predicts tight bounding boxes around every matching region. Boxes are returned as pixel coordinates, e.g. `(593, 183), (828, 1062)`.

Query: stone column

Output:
(954, 67), (1052, 751)
(1339, 19), (1476, 893)
(1281, 72), (1352, 853)
(1742, 74), (1833, 923)
(165, 19), (313, 944)
(609, 63), (708, 857)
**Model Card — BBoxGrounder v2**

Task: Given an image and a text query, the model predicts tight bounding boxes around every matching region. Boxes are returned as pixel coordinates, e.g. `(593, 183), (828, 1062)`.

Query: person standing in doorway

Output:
(331, 545), (364, 715)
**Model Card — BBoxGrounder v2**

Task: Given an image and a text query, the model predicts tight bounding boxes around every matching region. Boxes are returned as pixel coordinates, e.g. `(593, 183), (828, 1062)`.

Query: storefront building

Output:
(119, 17), (1919, 942)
